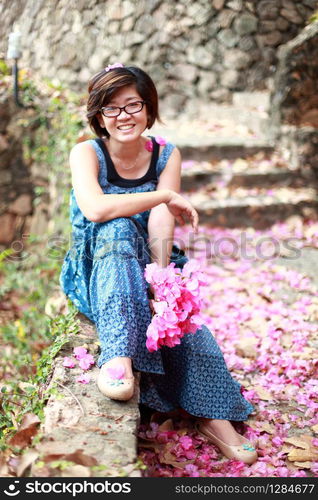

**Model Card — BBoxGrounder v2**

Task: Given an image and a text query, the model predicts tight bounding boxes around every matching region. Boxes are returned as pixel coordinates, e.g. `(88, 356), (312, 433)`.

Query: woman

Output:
(60, 63), (258, 464)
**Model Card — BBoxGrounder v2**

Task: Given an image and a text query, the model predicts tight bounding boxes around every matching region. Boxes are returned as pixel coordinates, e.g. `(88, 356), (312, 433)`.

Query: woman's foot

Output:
(196, 419), (258, 465)
(97, 357), (134, 401)
(103, 357), (134, 378)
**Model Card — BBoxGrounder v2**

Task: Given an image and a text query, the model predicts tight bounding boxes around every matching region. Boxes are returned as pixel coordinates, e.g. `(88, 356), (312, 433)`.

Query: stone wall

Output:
(0, 89), (33, 247)
(0, 82), (52, 250)
(269, 21), (318, 182)
(0, 0), (317, 112)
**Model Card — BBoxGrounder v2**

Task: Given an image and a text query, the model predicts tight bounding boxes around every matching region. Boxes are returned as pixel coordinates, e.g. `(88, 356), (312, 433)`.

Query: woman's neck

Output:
(107, 137), (144, 160)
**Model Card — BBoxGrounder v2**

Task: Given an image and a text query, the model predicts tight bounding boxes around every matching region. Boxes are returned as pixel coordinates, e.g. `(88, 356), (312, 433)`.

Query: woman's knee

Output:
(91, 218), (144, 260)
(96, 217), (138, 237)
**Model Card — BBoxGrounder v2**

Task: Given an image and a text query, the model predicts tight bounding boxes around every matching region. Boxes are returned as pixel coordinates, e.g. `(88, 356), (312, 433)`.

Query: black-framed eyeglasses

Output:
(100, 100), (146, 118)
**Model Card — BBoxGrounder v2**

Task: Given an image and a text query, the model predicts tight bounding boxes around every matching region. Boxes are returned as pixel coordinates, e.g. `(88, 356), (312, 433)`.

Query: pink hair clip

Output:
(105, 62), (124, 72)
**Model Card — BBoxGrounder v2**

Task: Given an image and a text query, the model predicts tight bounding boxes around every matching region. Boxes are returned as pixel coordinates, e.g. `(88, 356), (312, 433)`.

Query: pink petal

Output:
(155, 135), (167, 146)
(73, 346), (88, 359)
(63, 356), (76, 368)
(79, 355), (95, 370)
(76, 373), (90, 384)
(144, 140), (153, 152)
(106, 365), (125, 379)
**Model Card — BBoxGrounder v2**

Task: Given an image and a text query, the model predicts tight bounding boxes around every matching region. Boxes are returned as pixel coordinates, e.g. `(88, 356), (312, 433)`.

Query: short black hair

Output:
(87, 66), (160, 138)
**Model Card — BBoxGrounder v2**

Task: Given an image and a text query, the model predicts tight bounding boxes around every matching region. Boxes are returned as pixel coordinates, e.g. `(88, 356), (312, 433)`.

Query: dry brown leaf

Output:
(312, 424), (318, 434)
(293, 461), (312, 469)
(288, 448), (318, 462)
(61, 464), (91, 477)
(235, 338), (258, 358)
(43, 449), (97, 467)
(293, 347), (316, 360)
(254, 386), (272, 401)
(9, 413), (41, 449)
(16, 450), (39, 477)
(160, 448), (195, 469)
(284, 435), (313, 449)
(0, 454), (10, 476)
(306, 304), (318, 321)
(259, 422), (276, 434)
(158, 419), (174, 432)
(281, 444), (294, 454)
(247, 420), (275, 434)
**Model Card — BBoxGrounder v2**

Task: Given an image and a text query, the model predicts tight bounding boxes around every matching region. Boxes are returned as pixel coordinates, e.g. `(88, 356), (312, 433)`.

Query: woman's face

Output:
(98, 85), (148, 143)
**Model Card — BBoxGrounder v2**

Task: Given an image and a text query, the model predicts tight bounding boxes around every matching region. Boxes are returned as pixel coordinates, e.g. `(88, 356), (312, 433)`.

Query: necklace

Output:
(110, 143), (143, 170)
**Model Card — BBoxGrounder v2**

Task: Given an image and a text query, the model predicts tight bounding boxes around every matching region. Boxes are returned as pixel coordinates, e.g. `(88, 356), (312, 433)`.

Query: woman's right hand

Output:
(165, 190), (199, 233)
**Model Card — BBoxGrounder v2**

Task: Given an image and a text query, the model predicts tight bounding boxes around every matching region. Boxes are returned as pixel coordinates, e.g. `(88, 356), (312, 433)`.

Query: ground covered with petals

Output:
(138, 218), (318, 477)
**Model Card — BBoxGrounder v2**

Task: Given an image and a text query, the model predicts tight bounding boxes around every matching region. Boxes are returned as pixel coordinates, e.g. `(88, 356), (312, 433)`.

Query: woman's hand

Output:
(165, 190), (199, 233)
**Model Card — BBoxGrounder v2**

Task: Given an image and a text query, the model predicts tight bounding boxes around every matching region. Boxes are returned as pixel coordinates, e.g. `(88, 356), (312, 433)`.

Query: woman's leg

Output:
(88, 217), (165, 395)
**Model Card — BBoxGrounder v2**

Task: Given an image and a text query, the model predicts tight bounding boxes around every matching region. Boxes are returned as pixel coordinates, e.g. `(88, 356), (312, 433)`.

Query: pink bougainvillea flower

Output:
(78, 353), (95, 370)
(145, 140), (153, 152)
(63, 356), (76, 368)
(179, 435), (193, 451)
(106, 365), (125, 380)
(73, 346), (88, 360)
(184, 464), (200, 477)
(144, 259), (206, 351)
(155, 135), (167, 146)
(272, 436), (284, 447)
(76, 373), (90, 384)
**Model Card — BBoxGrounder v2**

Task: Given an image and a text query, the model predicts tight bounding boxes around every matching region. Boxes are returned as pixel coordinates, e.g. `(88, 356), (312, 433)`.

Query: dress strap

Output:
(89, 138), (108, 189)
(156, 142), (175, 177)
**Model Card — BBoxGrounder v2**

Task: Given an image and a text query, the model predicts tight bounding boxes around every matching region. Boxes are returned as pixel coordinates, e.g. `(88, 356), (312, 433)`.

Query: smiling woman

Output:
(59, 63), (257, 465)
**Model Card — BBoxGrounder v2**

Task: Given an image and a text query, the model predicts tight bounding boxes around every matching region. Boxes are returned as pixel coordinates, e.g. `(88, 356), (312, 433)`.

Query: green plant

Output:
(0, 59), (10, 76)
(0, 304), (79, 447)
(0, 72), (85, 463)
(308, 10), (318, 23)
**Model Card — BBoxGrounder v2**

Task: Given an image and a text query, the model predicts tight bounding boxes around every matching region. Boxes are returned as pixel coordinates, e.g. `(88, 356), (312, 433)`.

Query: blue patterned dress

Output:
(60, 136), (254, 420)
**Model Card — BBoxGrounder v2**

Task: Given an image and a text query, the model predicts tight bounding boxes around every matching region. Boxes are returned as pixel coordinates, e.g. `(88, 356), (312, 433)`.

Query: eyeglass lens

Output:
(102, 101), (144, 117)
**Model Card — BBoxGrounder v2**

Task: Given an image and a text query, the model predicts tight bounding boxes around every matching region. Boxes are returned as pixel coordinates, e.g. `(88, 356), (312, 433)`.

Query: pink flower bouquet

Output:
(144, 260), (207, 352)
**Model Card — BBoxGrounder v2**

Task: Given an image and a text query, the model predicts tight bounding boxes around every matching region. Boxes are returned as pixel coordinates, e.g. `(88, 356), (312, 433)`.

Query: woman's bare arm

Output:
(70, 142), (172, 222)
(70, 142), (198, 228)
(148, 146), (198, 267)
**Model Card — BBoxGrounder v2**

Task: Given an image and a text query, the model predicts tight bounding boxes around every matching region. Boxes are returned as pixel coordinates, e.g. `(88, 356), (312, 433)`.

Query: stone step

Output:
(181, 165), (309, 191)
(33, 313), (141, 477)
(177, 140), (274, 162)
(180, 148), (317, 191)
(186, 188), (318, 229)
(151, 101), (273, 162)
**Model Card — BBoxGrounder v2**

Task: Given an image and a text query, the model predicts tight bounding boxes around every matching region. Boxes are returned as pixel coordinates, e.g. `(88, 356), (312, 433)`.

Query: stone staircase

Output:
(180, 151), (318, 229)
(151, 101), (318, 230)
